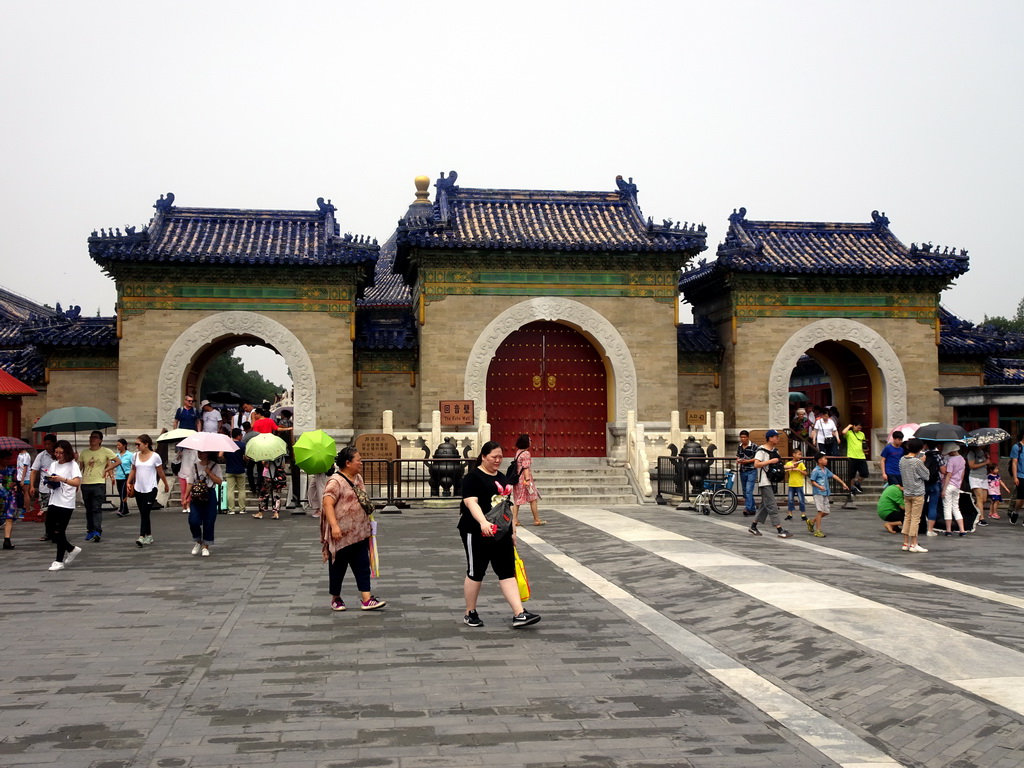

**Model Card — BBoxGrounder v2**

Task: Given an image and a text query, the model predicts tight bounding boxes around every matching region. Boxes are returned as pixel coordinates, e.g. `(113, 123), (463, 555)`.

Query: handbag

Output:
(484, 497), (513, 540)
(514, 547), (531, 601)
(340, 474), (375, 516)
(190, 466), (209, 503)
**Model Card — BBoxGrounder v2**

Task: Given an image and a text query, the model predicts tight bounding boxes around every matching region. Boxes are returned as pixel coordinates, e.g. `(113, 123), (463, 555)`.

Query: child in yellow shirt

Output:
(784, 449), (808, 522)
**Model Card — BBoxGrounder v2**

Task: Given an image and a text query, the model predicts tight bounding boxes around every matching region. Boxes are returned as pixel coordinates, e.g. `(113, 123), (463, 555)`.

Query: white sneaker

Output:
(64, 546), (82, 565)
(201, 546), (210, 557)
(191, 542), (202, 556)
(48, 560), (65, 571)
(909, 545), (929, 553)
(926, 530), (938, 537)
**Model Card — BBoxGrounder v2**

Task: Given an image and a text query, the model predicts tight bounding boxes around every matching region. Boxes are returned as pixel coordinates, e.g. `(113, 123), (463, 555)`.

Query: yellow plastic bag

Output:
(514, 547), (531, 602)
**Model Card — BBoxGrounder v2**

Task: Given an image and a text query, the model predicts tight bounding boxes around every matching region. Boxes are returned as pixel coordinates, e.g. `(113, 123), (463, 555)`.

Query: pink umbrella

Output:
(890, 422), (919, 440)
(177, 432), (240, 453)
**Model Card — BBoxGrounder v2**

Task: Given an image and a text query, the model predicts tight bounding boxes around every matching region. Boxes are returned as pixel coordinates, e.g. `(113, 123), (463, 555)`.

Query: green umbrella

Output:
(244, 433), (288, 462)
(292, 430), (337, 474)
(34, 406), (116, 433)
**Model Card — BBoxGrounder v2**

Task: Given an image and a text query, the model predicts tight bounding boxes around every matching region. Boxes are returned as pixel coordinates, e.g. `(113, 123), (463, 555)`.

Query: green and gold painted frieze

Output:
(418, 268), (677, 302)
(678, 355), (720, 375)
(732, 290), (938, 323)
(118, 282), (355, 319)
(356, 349), (417, 374)
(47, 353), (119, 371)
(939, 361), (984, 376)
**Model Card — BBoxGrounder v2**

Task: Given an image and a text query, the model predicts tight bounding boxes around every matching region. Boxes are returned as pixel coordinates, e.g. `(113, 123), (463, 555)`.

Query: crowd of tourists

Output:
(1, 400), (551, 630)
(734, 409), (1024, 553)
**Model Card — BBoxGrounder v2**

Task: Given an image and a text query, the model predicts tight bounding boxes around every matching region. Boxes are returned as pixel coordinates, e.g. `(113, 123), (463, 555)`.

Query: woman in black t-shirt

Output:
(459, 441), (540, 630)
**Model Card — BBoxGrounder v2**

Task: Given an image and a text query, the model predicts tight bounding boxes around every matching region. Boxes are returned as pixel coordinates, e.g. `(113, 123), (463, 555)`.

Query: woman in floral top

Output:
(510, 434), (545, 527)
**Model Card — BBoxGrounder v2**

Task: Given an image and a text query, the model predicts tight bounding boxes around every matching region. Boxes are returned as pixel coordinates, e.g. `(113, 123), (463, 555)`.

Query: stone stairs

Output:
(527, 458), (639, 506)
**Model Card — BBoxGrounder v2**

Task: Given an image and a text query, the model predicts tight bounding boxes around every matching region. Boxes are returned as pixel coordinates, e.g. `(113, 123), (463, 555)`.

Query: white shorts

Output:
(969, 477), (988, 490)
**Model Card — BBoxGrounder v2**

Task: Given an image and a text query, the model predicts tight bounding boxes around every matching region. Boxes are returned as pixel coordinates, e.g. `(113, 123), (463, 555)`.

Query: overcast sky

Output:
(2, 1), (1020, 387)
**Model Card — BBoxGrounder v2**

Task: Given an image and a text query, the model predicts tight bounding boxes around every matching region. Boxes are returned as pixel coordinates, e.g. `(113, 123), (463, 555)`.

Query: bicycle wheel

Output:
(711, 489), (738, 515)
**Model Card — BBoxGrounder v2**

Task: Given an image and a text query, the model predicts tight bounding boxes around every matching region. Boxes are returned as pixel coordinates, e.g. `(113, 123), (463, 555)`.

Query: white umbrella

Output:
(177, 432), (239, 453)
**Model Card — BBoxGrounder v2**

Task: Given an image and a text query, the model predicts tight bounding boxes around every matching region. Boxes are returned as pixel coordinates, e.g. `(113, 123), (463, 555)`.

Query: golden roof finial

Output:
(413, 175), (431, 205)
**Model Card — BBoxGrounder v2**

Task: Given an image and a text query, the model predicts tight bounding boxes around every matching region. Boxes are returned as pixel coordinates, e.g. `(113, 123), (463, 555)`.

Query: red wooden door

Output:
(487, 321), (607, 457)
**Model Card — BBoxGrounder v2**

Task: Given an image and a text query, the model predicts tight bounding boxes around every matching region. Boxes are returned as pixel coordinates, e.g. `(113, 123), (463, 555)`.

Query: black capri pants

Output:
(461, 530), (516, 582)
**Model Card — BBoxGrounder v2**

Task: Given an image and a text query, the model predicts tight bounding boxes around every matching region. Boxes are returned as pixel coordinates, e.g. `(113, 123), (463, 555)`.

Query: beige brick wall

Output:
(117, 309), (352, 431)
(729, 316), (945, 430)
(418, 295), (677, 425)
(44, 369), (119, 432)
(354, 373), (420, 430)
(677, 374), (722, 414)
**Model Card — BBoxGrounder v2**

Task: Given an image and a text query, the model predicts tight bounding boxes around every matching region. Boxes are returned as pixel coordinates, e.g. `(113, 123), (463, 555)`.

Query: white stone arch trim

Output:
(157, 311), (316, 434)
(769, 318), (907, 431)
(464, 298), (637, 422)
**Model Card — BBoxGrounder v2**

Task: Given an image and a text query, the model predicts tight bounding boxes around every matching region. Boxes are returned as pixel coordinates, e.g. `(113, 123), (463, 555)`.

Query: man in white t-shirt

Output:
(747, 429), (794, 539)
(29, 434), (58, 540)
(199, 400), (223, 433)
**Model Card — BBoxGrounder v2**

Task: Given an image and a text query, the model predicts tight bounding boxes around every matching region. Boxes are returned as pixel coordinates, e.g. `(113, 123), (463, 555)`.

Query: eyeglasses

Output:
(134, 442), (143, 446)
(185, 399), (194, 403)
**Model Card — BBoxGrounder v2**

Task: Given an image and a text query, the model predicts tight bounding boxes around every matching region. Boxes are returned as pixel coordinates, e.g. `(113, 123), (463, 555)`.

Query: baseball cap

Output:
(764, 429), (779, 439)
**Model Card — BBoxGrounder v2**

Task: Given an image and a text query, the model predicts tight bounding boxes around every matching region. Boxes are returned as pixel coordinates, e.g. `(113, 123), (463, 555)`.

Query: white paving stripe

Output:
(704, 515), (1024, 612)
(518, 529), (903, 768)
(555, 508), (1024, 716)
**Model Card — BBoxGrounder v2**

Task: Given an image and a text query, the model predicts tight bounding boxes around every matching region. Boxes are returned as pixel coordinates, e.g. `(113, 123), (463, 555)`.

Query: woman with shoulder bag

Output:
(510, 434), (545, 527)
(189, 451), (223, 557)
(320, 446), (385, 613)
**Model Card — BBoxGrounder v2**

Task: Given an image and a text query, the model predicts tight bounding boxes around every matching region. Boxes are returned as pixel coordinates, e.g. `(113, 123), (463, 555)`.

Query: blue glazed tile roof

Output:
(22, 315), (118, 348)
(679, 209), (969, 289)
(985, 358), (1024, 384)
(0, 348), (44, 384)
(89, 194), (379, 268)
(396, 172), (707, 256)
(938, 307), (1024, 357)
(677, 316), (723, 354)
(359, 234), (410, 308)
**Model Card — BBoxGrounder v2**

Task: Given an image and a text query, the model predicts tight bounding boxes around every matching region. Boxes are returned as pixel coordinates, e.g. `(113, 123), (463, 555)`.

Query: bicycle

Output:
(693, 470), (738, 515)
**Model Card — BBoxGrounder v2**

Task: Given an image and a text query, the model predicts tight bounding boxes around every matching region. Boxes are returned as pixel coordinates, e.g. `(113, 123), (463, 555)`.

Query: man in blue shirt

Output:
(173, 395), (199, 431)
(879, 430), (905, 487)
(1010, 432), (1024, 525)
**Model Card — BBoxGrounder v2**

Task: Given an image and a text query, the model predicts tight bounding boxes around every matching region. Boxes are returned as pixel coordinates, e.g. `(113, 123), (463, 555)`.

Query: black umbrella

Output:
(915, 423), (967, 442)
(205, 390), (245, 404)
(965, 427), (1011, 447)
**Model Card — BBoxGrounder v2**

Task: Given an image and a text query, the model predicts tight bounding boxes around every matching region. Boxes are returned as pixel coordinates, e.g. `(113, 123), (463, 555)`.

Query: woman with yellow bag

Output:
(459, 441), (540, 630)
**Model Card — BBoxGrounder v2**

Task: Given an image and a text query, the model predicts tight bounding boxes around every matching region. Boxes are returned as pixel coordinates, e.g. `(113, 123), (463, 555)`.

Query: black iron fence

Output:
(656, 454), (856, 506)
(359, 458), (477, 509)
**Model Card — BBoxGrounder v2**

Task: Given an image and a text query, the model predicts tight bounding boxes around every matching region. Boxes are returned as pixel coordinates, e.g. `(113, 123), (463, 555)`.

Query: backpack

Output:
(924, 449), (941, 485)
(506, 452), (523, 486)
(764, 449), (786, 484)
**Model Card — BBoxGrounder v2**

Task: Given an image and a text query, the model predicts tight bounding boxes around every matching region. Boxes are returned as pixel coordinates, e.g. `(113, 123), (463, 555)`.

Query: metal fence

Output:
(655, 454), (856, 506)
(360, 458), (476, 509)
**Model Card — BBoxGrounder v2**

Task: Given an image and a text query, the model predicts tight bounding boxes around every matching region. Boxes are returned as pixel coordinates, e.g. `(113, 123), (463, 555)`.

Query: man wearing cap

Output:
(199, 400), (223, 434)
(748, 429), (794, 539)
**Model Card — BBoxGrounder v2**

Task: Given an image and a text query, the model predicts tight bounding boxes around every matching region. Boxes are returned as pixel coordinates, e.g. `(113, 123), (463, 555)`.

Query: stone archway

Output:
(769, 318), (907, 431)
(157, 312), (316, 434)
(465, 297), (637, 422)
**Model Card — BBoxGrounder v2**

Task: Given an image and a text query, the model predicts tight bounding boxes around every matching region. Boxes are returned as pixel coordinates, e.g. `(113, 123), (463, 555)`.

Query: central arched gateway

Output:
(487, 321), (608, 456)
(157, 312), (317, 434)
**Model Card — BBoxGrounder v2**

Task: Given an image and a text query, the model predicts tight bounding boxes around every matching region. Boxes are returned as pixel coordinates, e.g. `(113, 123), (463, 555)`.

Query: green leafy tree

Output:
(983, 297), (1024, 333)
(201, 352), (285, 405)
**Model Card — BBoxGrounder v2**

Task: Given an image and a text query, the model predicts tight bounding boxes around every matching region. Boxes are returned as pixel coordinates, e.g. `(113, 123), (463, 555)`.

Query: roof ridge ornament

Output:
(615, 175), (638, 199)
(871, 210), (890, 227)
(154, 193), (175, 212)
(728, 207), (747, 225)
(317, 197), (336, 214)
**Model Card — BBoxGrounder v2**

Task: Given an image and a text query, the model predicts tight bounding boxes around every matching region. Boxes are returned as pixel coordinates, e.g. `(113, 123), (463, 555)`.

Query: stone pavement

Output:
(2, 495), (1024, 768)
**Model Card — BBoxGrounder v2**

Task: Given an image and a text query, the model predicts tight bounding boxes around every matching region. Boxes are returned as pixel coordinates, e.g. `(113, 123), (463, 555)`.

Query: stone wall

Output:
(353, 373), (420, 431)
(677, 373), (721, 415)
(45, 369), (118, 430)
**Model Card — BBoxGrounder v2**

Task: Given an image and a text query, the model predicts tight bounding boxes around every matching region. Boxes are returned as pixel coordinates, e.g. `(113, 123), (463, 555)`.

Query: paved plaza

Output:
(3, 495), (1024, 768)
